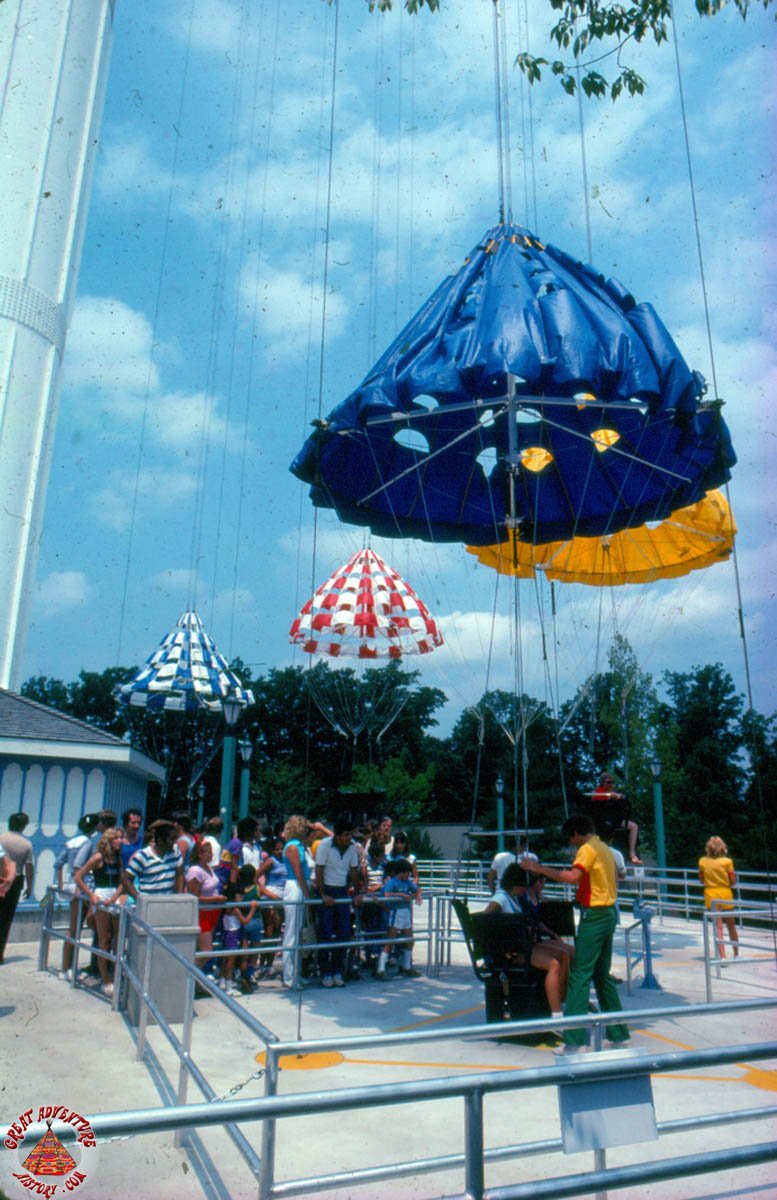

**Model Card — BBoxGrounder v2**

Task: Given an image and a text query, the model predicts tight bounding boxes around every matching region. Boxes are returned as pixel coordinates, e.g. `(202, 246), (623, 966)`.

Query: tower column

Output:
(0, 0), (115, 688)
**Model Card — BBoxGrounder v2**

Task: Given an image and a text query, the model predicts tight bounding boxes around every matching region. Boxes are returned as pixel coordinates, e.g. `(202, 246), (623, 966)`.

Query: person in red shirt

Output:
(590, 772), (641, 864)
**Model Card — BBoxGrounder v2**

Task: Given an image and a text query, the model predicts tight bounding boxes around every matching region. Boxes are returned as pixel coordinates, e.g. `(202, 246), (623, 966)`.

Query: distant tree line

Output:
(21, 634), (776, 871)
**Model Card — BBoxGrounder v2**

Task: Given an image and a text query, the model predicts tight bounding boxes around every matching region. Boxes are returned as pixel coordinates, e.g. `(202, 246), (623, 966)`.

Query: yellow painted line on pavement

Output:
(390, 1005), (485, 1032)
(343, 1056), (518, 1071)
(256, 1014), (777, 1091)
(632, 1029), (777, 1093)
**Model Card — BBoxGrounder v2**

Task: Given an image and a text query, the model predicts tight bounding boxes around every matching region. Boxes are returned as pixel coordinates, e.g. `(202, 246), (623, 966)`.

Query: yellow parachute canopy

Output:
(466, 491), (736, 586)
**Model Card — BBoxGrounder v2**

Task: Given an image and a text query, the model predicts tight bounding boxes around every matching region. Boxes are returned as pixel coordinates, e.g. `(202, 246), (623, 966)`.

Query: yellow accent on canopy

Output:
(466, 491), (736, 586)
(521, 446), (554, 473)
(591, 428), (621, 451)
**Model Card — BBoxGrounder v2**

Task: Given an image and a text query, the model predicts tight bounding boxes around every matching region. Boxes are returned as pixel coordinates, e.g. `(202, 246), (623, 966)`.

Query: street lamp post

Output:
(650, 755), (667, 903)
(218, 696), (243, 845)
(495, 775), (505, 853)
(238, 738), (253, 822)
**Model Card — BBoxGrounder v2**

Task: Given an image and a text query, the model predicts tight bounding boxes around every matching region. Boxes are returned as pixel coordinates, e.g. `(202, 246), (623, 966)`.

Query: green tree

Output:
(20, 674), (70, 712)
(21, 667), (232, 811)
(21, 668), (137, 735)
(350, 753), (435, 827)
(657, 663), (746, 864)
(740, 710), (777, 870)
(437, 689), (561, 834)
(560, 635), (658, 835)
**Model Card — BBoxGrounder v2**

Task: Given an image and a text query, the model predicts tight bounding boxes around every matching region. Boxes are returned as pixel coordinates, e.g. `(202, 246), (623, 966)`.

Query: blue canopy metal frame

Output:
(291, 223), (735, 547)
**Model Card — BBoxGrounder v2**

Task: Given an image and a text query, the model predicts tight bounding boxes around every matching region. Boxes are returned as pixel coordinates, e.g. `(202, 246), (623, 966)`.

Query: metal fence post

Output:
(259, 1044), (279, 1200)
(464, 1088), (485, 1200)
(702, 911), (713, 1002)
(37, 888), (53, 971)
(594, 1146), (608, 1200)
(173, 970), (196, 1150)
(112, 901), (129, 1013)
(71, 897), (85, 984)
(136, 928), (154, 1062)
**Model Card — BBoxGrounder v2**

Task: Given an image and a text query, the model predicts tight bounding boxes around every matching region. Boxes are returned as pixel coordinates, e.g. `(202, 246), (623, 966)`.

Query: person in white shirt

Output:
(315, 817), (362, 987)
(488, 836), (538, 893)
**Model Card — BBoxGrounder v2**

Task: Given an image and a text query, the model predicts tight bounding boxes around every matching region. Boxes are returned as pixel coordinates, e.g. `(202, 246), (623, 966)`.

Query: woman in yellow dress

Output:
(698, 836), (738, 959)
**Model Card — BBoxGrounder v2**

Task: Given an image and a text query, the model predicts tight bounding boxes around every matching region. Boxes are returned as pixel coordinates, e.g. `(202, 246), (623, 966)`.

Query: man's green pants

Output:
(563, 905), (629, 1046)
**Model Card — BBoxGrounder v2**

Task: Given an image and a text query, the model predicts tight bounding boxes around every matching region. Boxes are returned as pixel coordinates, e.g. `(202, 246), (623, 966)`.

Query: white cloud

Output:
(240, 261), (350, 349)
(90, 465), (200, 532)
(95, 130), (172, 204)
(171, 0), (247, 54)
(35, 571), (90, 615)
(65, 297), (159, 397)
(64, 298), (252, 461)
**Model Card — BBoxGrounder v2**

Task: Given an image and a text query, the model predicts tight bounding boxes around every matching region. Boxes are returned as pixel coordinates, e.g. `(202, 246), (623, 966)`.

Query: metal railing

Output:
(5, 975), (777, 1200)
(255, 1001), (777, 1200)
(418, 860), (776, 922)
(31, 885), (777, 1199)
(37, 886), (436, 992)
(702, 898), (777, 1001)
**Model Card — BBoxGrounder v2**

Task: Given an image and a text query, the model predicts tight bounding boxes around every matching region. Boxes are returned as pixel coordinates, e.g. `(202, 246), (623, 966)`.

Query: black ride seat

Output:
(452, 898), (550, 1023)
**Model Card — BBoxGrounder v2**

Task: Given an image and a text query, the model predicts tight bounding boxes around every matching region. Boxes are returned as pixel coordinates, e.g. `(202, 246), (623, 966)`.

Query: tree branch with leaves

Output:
(355, 0), (775, 101)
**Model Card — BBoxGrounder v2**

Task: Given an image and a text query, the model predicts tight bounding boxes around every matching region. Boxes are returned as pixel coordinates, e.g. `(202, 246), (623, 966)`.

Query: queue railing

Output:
(8, 954), (777, 1200)
(703, 898), (777, 1001)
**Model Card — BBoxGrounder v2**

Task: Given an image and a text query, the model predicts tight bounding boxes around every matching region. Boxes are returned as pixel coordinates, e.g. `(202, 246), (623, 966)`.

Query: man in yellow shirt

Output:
(523, 814), (629, 1049)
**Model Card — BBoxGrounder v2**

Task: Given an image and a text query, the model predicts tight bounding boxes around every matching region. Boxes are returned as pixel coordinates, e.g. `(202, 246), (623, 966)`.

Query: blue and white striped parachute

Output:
(115, 611), (254, 713)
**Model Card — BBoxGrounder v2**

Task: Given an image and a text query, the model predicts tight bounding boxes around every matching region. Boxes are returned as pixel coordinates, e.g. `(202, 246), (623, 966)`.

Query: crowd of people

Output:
(46, 807), (425, 997)
(0, 789), (743, 1029)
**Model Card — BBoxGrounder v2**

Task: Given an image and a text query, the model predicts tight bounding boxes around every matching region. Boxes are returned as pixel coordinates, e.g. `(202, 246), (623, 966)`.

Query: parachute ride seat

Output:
(452, 898), (549, 1023)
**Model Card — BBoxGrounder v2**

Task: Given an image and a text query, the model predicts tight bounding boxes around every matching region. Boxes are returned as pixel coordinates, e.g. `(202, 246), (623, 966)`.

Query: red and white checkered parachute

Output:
(290, 548), (443, 659)
(290, 548), (443, 748)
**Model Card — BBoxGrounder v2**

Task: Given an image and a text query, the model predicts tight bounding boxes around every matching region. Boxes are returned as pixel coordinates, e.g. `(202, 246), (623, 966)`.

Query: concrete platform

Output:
(0, 914), (775, 1200)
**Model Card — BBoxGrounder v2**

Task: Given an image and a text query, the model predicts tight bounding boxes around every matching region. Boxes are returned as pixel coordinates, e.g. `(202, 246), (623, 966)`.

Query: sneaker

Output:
(332, 973), (345, 987)
(101, 983), (114, 997)
(375, 969), (385, 980)
(238, 976), (255, 995)
(399, 967), (421, 978)
(321, 975), (334, 988)
(554, 1043), (589, 1057)
(60, 969), (72, 982)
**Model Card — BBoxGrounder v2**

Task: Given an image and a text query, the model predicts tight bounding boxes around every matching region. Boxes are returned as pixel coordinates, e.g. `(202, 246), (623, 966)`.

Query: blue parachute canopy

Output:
(291, 223), (735, 546)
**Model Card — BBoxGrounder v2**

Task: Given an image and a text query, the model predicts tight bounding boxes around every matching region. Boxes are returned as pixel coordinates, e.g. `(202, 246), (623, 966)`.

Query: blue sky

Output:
(23, 0), (776, 735)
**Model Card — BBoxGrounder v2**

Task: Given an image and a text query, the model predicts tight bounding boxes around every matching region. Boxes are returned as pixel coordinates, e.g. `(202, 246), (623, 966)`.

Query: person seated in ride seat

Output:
(483, 863), (572, 1016)
(588, 772), (641, 865)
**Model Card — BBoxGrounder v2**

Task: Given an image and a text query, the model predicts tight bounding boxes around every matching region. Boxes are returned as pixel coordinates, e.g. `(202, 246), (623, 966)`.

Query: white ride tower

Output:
(0, 0), (115, 688)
